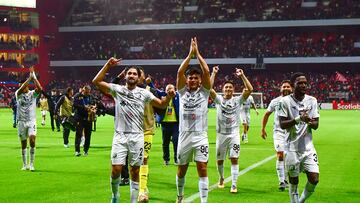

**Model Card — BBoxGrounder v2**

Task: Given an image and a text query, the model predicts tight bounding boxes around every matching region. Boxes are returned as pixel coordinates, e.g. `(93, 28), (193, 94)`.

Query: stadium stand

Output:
(66, 0), (360, 26)
(52, 30), (360, 60)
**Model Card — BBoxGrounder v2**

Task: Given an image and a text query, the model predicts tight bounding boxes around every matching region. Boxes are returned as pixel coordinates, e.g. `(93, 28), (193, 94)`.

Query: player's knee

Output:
(230, 158), (238, 165)
(309, 175), (319, 185)
(289, 176), (299, 185)
(111, 166), (122, 178)
(277, 152), (284, 160)
(217, 160), (224, 165)
(196, 162), (207, 176)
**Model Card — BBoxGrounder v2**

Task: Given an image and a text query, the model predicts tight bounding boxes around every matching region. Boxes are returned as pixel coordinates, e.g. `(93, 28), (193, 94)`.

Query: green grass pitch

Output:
(0, 108), (359, 203)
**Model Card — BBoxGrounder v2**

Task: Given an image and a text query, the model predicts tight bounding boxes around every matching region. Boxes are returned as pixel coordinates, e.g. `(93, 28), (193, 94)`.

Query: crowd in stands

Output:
(0, 35), (39, 50)
(68, 0), (360, 26)
(0, 12), (34, 32)
(53, 31), (360, 60)
(1, 70), (358, 107)
(0, 54), (39, 68)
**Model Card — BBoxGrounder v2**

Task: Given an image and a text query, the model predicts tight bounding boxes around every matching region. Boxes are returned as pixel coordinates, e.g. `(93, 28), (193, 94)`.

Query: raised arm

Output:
(193, 38), (210, 90)
(31, 72), (43, 94)
(16, 75), (32, 96)
(261, 111), (272, 139)
(209, 89), (217, 100)
(235, 68), (253, 100)
(177, 39), (194, 90)
(92, 57), (121, 93)
(210, 65), (219, 89)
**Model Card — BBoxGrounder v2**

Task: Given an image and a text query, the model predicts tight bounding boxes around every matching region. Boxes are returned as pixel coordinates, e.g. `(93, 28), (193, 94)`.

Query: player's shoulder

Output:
(304, 94), (317, 102)
(270, 96), (282, 103)
(279, 95), (291, 104)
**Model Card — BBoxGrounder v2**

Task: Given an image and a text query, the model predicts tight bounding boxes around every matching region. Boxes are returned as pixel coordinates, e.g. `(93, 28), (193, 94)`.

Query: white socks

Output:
(30, 147), (35, 165)
(217, 164), (224, 180)
(231, 164), (239, 187)
(110, 176), (120, 199)
(276, 160), (285, 183)
(21, 148), (27, 166)
(130, 181), (139, 203)
(176, 175), (185, 197)
(198, 177), (208, 203)
(299, 181), (316, 203)
(289, 184), (299, 203)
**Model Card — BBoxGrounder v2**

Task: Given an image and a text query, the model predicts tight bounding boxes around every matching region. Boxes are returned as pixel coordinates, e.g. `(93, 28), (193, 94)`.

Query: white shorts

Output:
(18, 120), (37, 141)
(177, 131), (209, 165)
(41, 110), (47, 116)
(240, 112), (250, 125)
(273, 132), (286, 152)
(216, 133), (240, 160)
(111, 132), (144, 166)
(285, 149), (319, 177)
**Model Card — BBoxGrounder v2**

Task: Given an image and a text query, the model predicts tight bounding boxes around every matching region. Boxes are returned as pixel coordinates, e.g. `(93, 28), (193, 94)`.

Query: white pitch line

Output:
(184, 154), (276, 203)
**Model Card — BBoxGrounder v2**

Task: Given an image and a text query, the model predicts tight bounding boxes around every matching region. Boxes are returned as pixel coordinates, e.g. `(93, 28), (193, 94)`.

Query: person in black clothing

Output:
(52, 90), (62, 132)
(41, 90), (57, 132)
(42, 89), (61, 132)
(73, 85), (95, 156)
(9, 93), (17, 128)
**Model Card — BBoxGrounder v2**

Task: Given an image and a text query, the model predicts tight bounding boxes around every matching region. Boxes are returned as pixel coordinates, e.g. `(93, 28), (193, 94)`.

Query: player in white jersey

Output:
(209, 66), (253, 193)
(240, 92), (259, 143)
(278, 72), (320, 203)
(92, 58), (174, 203)
(261, 80), (292, 191)
(175, 38), (211, 203)
(16, 69), (43, 171)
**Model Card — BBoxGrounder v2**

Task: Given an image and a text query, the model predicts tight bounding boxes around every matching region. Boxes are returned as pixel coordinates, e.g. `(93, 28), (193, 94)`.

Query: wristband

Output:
(294, 116), (301, 124)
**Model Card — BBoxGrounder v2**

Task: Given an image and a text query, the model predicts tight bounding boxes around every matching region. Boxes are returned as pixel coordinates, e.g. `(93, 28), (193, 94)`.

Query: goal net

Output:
(217, 92), (264, 108)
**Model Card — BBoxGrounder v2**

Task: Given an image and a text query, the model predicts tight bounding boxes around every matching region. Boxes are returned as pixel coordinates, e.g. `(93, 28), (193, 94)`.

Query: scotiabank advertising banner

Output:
(333, 102), (360, 110)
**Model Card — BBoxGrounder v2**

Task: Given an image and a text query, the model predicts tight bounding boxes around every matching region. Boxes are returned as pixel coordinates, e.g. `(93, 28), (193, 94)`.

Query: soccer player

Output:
(175, 37), (210, 203)
(209, 66), (253, 193)
(16, 70), (42, 171)
(39, 93), (48, 126)
(240, 88), (259, 143)
(261, 80), (292, 190)
(278, 72), (320, 203)
(92, 57), (174, 203)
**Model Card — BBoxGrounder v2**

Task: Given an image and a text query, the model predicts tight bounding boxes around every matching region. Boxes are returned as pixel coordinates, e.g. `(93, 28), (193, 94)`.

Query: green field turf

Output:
(0, 108), (359, 203)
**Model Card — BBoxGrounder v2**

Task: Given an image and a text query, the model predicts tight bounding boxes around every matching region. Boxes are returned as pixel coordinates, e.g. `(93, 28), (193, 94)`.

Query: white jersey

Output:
(267, 96), (286, 139)
(16, 90), (39, 122)
(109, 84), (155, 133)
(214, 94), (244, 134)
(240, 95), (254, 113)
(178, 86), (210, 132)
(278, 94), (320, 152)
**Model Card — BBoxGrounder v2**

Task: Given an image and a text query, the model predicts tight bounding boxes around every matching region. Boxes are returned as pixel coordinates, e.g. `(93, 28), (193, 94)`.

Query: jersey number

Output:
(200, 145), (208, 157)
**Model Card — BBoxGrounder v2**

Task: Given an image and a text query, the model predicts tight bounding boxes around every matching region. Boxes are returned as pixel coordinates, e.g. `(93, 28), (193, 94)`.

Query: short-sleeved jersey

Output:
(278, 94), (320, 152)
(267, 96), (286, 138)
(178, 86), (209, 132)
(214, 94), (244, 134)
(39, 98), (48, 111)
(16, 90), (39, 122)
(240, 95), (254, 113)
(109, 84), (155, 133)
